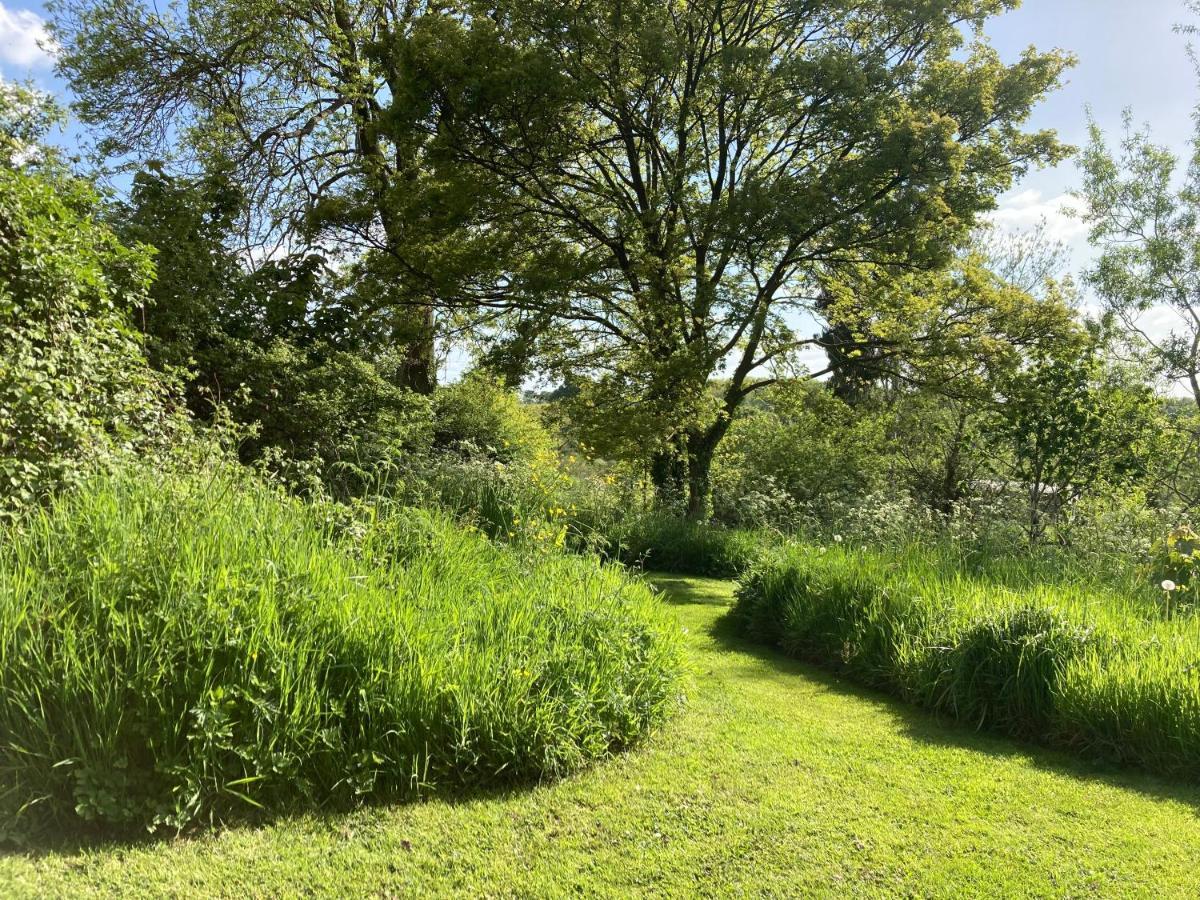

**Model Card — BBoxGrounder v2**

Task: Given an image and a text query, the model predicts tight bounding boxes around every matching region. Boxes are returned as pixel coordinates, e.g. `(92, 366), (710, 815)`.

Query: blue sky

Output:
(983, 0), (1200, 256)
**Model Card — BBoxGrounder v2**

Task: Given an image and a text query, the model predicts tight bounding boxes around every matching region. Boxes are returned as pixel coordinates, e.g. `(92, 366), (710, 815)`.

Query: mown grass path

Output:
(5, 575), (1200, 898)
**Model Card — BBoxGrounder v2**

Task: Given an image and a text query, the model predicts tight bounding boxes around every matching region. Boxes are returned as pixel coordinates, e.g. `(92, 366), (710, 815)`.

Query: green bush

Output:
(711, 382), (890, 528)
(433, 373), (553, 464)
(231, 341), (434, 497)
(0, 165), (178, 518)
(734, 543), (1200, 776)
(0, 466), (684, 836)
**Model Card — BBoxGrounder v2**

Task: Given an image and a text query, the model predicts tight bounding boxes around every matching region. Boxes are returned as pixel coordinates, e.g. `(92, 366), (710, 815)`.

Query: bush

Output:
(711, 383), (890, 528)
(0, 466), (684, 836)
(734, 542), (1200, 776)
(433, 373), (553, 464)
(231, 341), (433, 497)
(0, 166), (179, 518)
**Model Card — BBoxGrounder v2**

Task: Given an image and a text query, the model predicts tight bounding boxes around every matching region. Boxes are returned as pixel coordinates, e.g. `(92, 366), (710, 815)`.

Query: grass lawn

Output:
(4, 575), (1200, 898)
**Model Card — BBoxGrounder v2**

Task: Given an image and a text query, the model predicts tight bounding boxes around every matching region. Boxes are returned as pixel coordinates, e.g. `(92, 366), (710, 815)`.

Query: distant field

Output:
(4, 576), (1200, 898)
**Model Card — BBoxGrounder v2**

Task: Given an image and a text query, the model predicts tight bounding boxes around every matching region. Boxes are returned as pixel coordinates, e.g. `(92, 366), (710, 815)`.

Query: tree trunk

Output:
(398, 303), (436, 395)
(685, 443), (715, 521)
(935, 407), (970, 516)
(650, 448), (687, 509)
(683, 423), (729, 522)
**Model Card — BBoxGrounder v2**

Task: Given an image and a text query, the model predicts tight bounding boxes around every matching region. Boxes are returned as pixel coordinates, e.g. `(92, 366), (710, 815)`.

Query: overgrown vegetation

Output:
(734, 542), (1200, 776)
(0, 467), (683, 835)
(6, 5), (1200, 893)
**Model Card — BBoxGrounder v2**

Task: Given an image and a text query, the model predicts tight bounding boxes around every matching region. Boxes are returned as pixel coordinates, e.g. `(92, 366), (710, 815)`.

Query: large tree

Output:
(49, 0), (489, 394)
(1077, 110), (1200, 411)
(396, 0), (1070, 516)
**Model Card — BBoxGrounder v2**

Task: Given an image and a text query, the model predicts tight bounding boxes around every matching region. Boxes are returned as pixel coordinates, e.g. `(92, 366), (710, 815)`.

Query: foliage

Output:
(1077, 110), (1200, 408)
(0, 81), (65, 169)
(231, 342), (433, 497)
(711, 382), (890, 527)
(0, 155), (177, 518)
(0, 465), (684, 835)
(1149, 525), (1200, 615)
(735, 542), (1200, 776)
(115, 167), (437, 494)
(996, 342), (1164, 539)
(431, 374), (553, 464)
(394, 449), (582, 552)
(605, 513), (771, 578)
(52, 0), (456, 391)
(385, 0), (1071, 515)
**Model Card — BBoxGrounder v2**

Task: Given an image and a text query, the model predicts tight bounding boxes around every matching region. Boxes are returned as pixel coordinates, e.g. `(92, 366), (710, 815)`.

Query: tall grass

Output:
(605, 512), (773, 578)
(734, 543), (1200, 776)
(389, 450), (773, 577)
(0, 466), (684, 836)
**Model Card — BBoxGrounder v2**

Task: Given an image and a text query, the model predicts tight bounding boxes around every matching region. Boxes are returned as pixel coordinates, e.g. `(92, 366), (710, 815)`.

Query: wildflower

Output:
(833, 534), (843, 544)
(1162, 579), (1178, 592)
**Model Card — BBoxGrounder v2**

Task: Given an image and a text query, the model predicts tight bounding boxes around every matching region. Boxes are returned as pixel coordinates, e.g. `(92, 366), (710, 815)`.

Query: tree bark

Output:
(398, 303), (437, 395)
(650, 448), (687, 509)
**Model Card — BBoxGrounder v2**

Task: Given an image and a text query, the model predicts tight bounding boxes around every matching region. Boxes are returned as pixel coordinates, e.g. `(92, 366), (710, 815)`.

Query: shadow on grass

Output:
(646, 574), (738, 606)
(1, 765), (579, 860)
(651, 571), (1200, 815)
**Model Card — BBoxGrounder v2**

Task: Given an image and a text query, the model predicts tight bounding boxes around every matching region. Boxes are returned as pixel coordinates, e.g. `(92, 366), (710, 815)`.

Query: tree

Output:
(0, 80), (66, 170)
(49, 0), (488, 394)
(710, 380), (891, 525)
(996, 340), (1161, 542)
(397, 0), (1070, 517)
(114, 166), (433, 490)
(1076, 111), (1200, 410)
(816, 226), (1082, 515)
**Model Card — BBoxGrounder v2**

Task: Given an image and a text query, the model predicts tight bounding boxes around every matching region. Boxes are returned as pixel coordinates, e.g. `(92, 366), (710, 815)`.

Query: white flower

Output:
(1162, 579), (1178, 593)
(833, 534), (843, 544)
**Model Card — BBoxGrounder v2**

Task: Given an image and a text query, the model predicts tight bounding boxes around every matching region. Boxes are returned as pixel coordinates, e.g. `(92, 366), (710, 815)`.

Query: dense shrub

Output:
(432, 373), (553, 463)
(395, 447), (771, 576)
(232, 341), (433, 496)
(0, 166), (179, 518)
(734, 543), (1200, 776)
(608, 513), (772, 577)
(0, 467), (684, 836)
(711, 383), (890, 528)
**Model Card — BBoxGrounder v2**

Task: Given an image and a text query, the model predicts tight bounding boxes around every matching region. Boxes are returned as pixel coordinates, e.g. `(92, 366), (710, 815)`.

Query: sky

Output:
(983, 0), (1200, 261)
(4, 0), (1200, 380)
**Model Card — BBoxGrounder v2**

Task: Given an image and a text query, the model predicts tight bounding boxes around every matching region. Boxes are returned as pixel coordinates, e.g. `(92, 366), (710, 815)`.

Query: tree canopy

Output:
(385, 0), (1070, 514)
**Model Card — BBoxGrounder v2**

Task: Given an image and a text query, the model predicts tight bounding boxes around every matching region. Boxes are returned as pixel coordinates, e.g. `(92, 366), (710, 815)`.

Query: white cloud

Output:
(986, 189), (1090, 246)
(0, 3), (56, 68)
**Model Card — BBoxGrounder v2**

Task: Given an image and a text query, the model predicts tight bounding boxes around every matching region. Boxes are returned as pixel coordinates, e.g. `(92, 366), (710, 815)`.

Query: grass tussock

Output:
(734, 543), (1200, 776)
(0, 467), (684, 836)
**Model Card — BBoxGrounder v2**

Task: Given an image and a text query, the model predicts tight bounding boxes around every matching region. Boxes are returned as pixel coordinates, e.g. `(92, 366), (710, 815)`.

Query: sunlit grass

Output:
(734, 542), (1200, 776)
(5, 576), (1200, 897)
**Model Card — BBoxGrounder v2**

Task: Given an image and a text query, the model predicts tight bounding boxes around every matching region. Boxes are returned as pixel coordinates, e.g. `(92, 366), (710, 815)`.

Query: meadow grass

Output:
(0, 467), (684, 836)
(4, 576), (1200, 898)
(734, 542), (1200, 776)
(606, 512), (771, 577)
